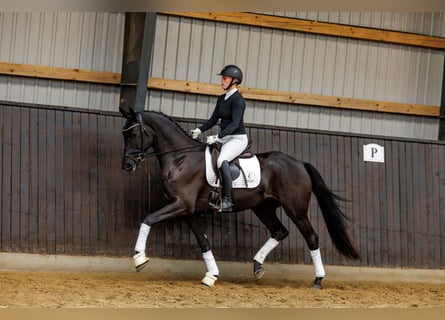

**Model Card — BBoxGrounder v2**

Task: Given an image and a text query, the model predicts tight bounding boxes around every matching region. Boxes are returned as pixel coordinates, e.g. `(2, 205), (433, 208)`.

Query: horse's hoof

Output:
(133, 252), (149, 272)
(312, 277), (323, 289)
(201, 272), (218, 286)
(253, 260), (265, 280)
(254, 268), (265, 280)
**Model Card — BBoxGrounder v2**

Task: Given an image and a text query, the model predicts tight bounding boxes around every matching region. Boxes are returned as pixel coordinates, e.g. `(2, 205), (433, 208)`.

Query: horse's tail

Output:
(303, 162), (361, 260)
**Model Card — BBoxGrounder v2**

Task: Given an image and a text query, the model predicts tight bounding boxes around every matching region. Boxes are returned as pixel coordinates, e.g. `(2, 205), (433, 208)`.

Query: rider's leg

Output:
(216, 134), (248, 212)
(219, 160), (233, 212)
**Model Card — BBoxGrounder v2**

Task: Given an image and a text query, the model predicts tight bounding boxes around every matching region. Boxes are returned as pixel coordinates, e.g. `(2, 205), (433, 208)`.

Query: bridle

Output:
(123, 113), (203, 165)
(123, 113), (151, 164)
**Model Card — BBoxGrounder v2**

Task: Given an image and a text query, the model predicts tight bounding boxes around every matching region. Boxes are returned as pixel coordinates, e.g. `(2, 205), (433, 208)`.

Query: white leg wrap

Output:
(203, 250), (219, 276)
(253, 238), (279, 264)
(310, 248), (326, 278)
(134, 223), (151, 253)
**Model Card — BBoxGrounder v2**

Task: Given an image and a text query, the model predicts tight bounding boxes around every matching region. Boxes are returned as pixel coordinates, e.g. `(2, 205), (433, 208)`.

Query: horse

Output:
(120, 109), (360, 288)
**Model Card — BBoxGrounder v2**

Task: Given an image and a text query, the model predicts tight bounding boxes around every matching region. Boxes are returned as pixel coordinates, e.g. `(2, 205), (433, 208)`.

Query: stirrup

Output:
(208, 188), (220, 210)
(209, 202), (220, 210)
(220, 198), (233, 212)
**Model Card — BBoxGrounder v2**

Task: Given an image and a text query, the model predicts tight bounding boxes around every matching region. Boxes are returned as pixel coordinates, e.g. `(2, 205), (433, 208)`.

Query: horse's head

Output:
(121, 112), (154, 172)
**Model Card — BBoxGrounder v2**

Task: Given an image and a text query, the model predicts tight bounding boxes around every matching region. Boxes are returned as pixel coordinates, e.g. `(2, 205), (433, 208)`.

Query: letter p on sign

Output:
(363, 143), (384, 163)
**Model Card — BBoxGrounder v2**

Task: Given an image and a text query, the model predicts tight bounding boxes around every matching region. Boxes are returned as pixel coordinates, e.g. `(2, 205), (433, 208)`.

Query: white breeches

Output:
(217, 134), (248, 168)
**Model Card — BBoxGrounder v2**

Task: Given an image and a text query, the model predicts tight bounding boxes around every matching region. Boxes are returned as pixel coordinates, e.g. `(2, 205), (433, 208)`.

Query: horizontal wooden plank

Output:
(0, 62), (440, 117)
(163, 12), (445, 50)
(0, 62), (120, 84)
(149, 77), (440, 117)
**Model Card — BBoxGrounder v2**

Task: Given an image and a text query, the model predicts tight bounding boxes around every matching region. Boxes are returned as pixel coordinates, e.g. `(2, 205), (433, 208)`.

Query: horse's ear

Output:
(120, 107), (138, 119)
(119, 106), (130, 119)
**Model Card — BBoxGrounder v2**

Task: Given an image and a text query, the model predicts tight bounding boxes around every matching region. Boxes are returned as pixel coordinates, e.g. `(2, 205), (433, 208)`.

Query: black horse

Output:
(121, 110), (360, 288)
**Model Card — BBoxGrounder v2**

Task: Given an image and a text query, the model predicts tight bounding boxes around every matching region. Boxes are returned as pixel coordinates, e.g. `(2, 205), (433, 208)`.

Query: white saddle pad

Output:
(205, 146), (261, 189)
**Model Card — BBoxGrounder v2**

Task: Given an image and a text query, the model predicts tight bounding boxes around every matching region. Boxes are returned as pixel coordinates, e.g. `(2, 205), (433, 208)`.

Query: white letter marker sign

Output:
(363, 143), (384, 163)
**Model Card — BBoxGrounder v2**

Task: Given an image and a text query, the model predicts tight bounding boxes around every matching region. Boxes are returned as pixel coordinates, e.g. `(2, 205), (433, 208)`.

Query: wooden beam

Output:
(119, 12), (157, 114)
(149, 77), (440, 117)
(0, 62), (440, 117)
(164, 12), (445, 50)
(0, 62), (120, 84)
(439, 53), (445, 140)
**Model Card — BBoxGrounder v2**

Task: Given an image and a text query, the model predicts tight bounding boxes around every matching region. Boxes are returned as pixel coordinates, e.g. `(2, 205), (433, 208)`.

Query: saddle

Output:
(209, 140), (254, 181)
(204, 141), (260, 190)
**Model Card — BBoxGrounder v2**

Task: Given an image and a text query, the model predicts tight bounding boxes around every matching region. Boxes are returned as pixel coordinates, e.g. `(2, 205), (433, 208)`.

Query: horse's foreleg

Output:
(186, 216), (219, 286)
(133, 223), (151, 272)
(133, 198), (188, 272)
(201, 252), (218, 286)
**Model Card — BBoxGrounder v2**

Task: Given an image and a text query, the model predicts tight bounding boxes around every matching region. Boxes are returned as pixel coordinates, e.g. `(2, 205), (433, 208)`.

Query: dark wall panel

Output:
(1, 101), (445, 269)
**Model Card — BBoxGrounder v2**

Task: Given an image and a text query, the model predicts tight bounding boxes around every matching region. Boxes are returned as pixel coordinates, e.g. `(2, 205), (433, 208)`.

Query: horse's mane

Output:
(143, 110), (202, 143)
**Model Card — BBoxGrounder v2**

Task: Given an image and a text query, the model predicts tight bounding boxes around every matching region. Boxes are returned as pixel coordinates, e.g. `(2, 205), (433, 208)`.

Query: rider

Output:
(190, 64), (248, 212)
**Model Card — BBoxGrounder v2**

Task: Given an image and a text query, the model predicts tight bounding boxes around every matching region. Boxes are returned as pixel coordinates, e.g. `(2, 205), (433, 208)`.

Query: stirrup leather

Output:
(208, 188), (220, 210)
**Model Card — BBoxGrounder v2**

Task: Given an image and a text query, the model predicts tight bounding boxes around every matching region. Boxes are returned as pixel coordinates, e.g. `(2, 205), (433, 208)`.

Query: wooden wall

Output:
(1, 101), (444, 269)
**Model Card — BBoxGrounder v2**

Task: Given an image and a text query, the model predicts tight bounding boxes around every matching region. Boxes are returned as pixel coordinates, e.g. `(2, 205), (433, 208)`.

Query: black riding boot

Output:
(219, 160), (233, 212)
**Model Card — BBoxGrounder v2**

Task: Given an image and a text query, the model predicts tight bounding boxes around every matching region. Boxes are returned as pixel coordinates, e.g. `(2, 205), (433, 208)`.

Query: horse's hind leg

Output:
(186, 216), (219, 286)
(252, 200), (289, 280)
(285, 206), (326, 289)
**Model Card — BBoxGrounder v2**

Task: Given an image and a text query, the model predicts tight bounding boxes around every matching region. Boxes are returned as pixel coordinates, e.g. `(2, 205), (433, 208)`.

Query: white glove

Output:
(206, 135), (220, 145)
(190, 128), (201, 139)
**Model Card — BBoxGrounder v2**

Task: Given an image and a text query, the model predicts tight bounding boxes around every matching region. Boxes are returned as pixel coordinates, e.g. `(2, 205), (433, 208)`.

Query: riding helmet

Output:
(217, 65), (243, 84)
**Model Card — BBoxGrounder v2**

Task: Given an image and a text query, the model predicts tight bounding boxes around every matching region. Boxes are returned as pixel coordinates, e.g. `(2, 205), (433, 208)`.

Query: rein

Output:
(140, 144), (204, 159)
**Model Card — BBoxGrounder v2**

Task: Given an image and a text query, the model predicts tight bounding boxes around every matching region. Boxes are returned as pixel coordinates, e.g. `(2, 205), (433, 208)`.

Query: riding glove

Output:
(206, 135), (220, 145)
(190, 128), (201, 139)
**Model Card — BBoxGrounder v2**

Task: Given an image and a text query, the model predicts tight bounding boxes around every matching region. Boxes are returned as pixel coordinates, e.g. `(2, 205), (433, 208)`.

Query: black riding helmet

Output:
(217, 65), (243, 89)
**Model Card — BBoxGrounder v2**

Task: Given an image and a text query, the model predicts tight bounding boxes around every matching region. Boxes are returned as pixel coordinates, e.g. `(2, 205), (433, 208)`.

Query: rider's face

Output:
(220, 76), (233, 90)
